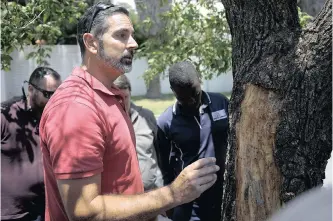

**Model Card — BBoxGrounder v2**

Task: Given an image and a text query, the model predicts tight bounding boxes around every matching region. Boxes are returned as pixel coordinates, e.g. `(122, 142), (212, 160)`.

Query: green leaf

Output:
(26, 51), (37, 60)
(2, 0), (88, 71)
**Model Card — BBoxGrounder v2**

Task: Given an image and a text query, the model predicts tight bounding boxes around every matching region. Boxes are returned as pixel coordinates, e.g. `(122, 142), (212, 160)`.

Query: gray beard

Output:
(97, 42), (132, 73)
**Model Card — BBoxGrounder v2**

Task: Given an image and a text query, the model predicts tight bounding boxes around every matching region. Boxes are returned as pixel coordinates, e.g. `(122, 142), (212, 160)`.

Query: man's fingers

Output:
(193, 165), (220, 178)
(197, 175), (217, 192)
(186, 157), (216, 170)
(196, 174), (217, 186)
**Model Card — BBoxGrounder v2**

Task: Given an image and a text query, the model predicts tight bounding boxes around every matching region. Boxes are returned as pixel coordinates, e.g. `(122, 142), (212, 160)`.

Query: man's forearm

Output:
(61, 158), (218, 221)
(90, 185), (177, 221)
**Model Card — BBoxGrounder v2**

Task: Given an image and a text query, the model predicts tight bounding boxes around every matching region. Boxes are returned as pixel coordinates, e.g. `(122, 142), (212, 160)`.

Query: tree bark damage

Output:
(220, 0), (332, 220)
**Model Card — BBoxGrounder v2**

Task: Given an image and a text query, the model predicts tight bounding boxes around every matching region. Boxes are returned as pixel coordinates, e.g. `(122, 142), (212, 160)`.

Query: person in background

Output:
(1, 67), (61, 221)
(39, 2), (219, 221)
(157, 60), (229, 221)
(114, 74), (164, 191)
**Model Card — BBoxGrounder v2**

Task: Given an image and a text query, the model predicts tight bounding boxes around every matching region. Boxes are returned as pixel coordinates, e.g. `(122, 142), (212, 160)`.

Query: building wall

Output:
(1, 45), (233, 101)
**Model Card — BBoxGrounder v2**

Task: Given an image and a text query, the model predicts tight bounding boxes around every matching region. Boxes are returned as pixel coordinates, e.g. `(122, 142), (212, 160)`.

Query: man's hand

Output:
(170, 157), (219, 205)
(56, 157), (219, 221)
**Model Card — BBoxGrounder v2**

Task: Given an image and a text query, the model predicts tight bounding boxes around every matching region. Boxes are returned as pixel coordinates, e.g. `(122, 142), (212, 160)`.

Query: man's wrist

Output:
(160, 184), (180, 209)
(164, 183), (182, 207)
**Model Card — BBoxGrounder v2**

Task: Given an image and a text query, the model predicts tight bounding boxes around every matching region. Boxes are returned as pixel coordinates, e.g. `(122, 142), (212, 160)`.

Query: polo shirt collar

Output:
(130, 102), (141, 122)
(71, 67), (122, 97)
(173, 91), (211, 116)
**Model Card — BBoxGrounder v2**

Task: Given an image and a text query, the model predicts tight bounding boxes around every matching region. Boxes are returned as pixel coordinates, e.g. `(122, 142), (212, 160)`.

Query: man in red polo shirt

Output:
(40, 2), (219, 221)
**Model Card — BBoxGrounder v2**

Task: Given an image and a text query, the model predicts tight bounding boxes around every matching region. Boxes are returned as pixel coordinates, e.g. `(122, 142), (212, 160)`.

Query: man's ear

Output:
(28, 84), (33, 93)
(83, 33), (98, 55)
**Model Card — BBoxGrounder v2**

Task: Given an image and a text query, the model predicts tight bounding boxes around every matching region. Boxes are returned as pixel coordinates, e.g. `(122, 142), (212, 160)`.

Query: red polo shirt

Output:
(39, 67), (144, 221)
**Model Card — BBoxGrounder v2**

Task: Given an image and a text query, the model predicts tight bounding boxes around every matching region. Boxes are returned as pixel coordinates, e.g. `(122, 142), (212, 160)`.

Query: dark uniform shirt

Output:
(157, 91), (229, 221)
(1, 97), (45, 221)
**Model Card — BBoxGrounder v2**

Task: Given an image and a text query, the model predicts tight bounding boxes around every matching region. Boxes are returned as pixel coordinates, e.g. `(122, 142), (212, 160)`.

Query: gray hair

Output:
(77, 2), (129, 59)
(114, 74), (131, 91)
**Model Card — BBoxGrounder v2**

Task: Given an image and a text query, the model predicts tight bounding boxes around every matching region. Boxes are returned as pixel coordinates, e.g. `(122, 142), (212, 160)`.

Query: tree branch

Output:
(275, 0), (332, 202)
(296, 0), (331, 77)
(20, 9), (45, 30)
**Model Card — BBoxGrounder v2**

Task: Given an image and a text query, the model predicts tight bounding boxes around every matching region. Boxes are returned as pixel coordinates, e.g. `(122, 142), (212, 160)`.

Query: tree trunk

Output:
(134, 0), (171, 98)
(134, 0), (172, 37)
(145, 75), (162, 99)
(220, 0), (332, 220)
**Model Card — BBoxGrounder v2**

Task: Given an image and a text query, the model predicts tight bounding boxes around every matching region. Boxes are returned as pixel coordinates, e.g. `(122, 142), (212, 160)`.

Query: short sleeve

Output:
(42, 101), (105, 180)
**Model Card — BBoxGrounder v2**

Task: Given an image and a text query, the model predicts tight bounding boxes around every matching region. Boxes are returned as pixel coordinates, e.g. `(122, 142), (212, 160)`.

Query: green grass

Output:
(132, 94), (176, 116)
(132, 92), (231, 116)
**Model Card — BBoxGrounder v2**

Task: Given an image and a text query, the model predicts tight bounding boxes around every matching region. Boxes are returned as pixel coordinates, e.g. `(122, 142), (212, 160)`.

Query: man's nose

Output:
(127, 35), (138, 50)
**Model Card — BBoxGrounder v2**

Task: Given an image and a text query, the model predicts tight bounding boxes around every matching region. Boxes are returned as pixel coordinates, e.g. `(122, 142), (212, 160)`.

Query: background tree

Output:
(220, 0), (332, 220)
(1, 0), (87, 71)
(133, 0), (172, 98)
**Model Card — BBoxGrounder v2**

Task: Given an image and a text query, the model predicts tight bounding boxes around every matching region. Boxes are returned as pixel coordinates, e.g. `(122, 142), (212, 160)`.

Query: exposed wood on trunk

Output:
(220, 0), (332, 220)
(235, 85), (282, 221)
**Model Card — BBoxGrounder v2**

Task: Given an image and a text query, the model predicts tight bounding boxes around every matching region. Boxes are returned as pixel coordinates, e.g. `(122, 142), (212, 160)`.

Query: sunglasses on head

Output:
(87, 3), (115, 34)
(24, 80), (55, 99)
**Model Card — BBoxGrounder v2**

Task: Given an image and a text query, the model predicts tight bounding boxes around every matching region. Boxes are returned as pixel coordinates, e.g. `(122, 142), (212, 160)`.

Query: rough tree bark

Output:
(220, 0), (332, 221)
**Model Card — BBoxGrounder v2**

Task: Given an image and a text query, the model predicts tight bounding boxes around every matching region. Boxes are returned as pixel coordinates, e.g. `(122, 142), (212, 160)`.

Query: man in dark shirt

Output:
(1, 67), (61, 221)
(157, 61), (229, 221)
